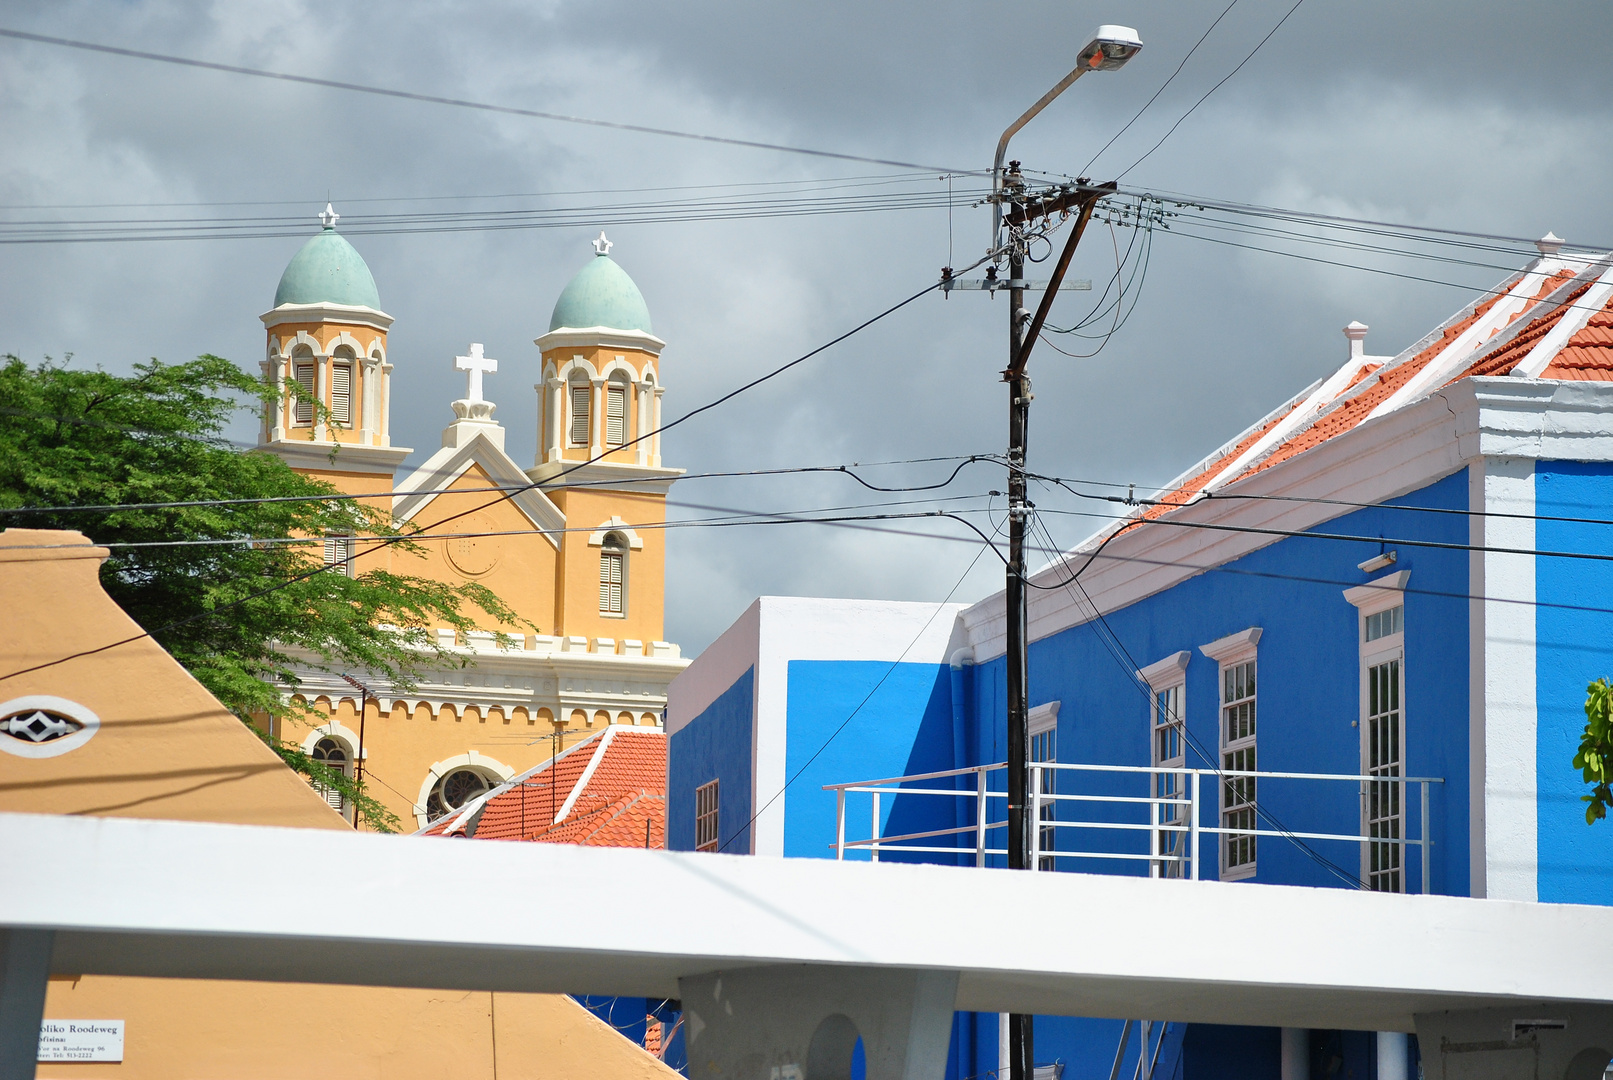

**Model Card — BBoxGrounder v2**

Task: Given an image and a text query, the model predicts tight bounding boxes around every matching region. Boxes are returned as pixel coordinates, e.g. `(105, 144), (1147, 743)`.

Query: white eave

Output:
(261, 302), (394, 333)
(536, 326), (666, 355)
(394, 429), (566, 546)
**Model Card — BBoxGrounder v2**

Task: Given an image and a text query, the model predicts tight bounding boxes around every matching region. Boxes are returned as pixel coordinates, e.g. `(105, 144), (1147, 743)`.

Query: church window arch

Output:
(330, 345), (356, 426)
(600, 531), (628, 616)
(291, 345), (316, 426)
(605, 374), (630, 447)
(311, 735), (351, 812)
(425, 766), (493, 822)
(568, 374), (591, 447)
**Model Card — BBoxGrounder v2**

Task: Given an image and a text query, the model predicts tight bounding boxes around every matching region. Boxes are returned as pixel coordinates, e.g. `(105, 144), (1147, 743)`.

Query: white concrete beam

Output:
(4, 813), (1613, 1034)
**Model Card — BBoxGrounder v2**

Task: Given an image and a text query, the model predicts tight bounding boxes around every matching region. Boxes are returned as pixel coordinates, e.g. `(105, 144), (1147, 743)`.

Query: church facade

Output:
(256, 210), (687, 830)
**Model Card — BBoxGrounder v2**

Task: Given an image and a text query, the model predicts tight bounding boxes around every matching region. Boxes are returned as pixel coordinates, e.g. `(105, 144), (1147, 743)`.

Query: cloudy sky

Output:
(4, 0), (1611, 653)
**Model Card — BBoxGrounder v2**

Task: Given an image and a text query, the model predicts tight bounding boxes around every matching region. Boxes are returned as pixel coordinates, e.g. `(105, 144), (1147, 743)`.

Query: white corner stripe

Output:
(554, 726), (615, 823)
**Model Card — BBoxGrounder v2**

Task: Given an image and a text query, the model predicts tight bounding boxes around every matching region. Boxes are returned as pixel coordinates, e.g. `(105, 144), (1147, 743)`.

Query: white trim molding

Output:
(1137, 651), (1190, 692)
(261, 302), (394, 333)
(536, 327), (666, 355)
(588, 517), (645, 549)
(1342, 571), (1411, 614)
(1028, 701), (1061, 737)
(415, 752), (516, 830)
(300, 722), (368, 760)
(1200, 628), (1263, 666)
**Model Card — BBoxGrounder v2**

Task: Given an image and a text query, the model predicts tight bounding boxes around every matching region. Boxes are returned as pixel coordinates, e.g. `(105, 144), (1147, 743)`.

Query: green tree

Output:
(0, 354), (527, 831)
(1576, 678), (1613, 825)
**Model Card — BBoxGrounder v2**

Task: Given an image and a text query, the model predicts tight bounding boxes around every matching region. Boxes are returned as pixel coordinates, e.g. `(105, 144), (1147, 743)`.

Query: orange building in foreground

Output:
(0, 527), (682, 1079)
(255, 213), (687, 830)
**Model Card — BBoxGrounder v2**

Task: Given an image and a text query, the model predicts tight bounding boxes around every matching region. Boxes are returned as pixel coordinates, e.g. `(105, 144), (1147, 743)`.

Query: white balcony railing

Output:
(823, 762), (1442, 893)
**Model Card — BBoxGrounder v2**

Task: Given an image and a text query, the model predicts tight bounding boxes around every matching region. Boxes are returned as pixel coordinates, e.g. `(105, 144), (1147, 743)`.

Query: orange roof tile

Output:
(1540, 305), (1613, 380)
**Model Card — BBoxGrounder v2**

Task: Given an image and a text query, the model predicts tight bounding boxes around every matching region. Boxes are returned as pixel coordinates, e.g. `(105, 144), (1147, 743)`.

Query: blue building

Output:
(668, 239), (1613, 1080)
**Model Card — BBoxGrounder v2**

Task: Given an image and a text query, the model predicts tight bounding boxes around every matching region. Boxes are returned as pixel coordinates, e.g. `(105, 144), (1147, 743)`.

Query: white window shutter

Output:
(570, 384), (591, 445)
(331, 363), (352, 425)
(600, 551), (623, 613)
(606, 384), (627, 446)
(294, 363), (315, 425)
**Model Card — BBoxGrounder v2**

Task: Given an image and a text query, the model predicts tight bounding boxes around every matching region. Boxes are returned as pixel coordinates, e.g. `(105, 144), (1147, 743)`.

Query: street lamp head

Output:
(1078, 25), (1143, 71)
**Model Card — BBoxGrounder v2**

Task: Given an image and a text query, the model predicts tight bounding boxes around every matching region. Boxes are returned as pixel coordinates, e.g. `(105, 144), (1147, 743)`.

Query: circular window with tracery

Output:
(0, 696), (101, 759)
(425, 766), (492, 821)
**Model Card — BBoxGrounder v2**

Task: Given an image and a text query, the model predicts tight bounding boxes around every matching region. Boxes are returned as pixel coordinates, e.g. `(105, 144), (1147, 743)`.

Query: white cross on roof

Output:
(319, 203), (340, 229)
(592, 231), (613, 256)
(454, 343), (497, 404)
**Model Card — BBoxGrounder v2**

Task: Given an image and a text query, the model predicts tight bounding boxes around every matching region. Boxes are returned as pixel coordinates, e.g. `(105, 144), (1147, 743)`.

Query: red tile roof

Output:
(418, 726), (666, 846)
(1125, 254), (1613, 523)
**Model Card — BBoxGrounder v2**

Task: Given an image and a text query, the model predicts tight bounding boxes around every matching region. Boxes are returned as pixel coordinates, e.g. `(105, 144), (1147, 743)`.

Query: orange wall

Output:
(550, 487), (667, 644)
(542, 345), (659, 466)
(270, 319), (387, 447)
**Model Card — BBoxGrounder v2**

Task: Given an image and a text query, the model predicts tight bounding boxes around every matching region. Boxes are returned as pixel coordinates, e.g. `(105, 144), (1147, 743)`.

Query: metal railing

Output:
(824, 761), (1443, 893)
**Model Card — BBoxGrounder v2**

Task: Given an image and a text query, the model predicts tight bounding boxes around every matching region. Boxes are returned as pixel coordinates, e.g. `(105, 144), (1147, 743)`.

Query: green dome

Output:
(549, 249), (653, 334)
(273, 227), (381, 310)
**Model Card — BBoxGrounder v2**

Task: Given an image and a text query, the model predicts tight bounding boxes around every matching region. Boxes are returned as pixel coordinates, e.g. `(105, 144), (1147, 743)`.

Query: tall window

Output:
(1029, 706), (1058, 871)
(569, 381), (591, 446)
(1152, 683), (1186, 878)
(292, 349), (316, 425)
(1364, 602), (1404, 892)
(324, 534), (355, 576)
(330, 352), (353, 427)
(1220, 659), (1257, 876)
(606, 382), (628, 446)
(599, 532), (627, 615)
(695, 779), (720, 851)
(312, 736), (349, 811)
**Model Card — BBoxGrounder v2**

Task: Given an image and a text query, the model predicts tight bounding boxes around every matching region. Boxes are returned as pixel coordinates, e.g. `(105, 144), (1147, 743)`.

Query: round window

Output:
(425, 767), (491, 820)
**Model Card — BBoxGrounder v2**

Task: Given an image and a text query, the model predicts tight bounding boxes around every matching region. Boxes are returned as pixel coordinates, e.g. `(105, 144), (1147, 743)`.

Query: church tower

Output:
(531, 233), (682, 648)
(259, 205), (411, 497)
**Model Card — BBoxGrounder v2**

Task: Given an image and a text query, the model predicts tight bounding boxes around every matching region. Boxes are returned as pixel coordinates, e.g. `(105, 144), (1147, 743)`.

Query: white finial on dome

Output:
(454, 343), (497, 405)
(1536, 231), (1564, 256)
(319, 203), (340, 229)
(592, 231), (613, 256)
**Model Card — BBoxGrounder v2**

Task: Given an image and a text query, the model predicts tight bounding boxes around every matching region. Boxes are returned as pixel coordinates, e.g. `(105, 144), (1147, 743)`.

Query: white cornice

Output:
(961, 377), (1613, 663)
(1137, 651), (1190, 691)
(1343, 570), (1411, 612)
(256, 439), (412, 476)
(394, 429), (565, 547)
(525, 458), (684, 493)
(261, 302), (394, 333)
(1199, 627), (1262, 664)
(536, 327), (666, 355)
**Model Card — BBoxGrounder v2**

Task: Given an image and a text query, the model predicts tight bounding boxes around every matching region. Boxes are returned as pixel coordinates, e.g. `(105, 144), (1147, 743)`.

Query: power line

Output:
(1115, 0), (1308, 181)
(0, 27), (973, 176)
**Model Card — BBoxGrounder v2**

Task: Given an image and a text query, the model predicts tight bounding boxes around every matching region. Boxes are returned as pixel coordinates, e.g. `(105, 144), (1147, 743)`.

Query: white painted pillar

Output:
(651, 386), (665, 467)
(590, 378), (605, 457)
(1281, 1028), (1309, 1080)
(0, 928), (53, 1078)
(998, 1013), (1010, 1080)
(268, 353), (287, 442)
(314, 353), (329, 442)
(545, 377), (564, 464)
(1376, 1032), (1408, 1080)
(380, 363), (393, 444)
(635, 380), (652, 465)
(360, 358), (379, 444)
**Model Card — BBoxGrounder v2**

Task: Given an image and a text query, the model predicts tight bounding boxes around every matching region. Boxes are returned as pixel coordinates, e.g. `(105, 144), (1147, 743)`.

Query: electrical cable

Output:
(1114, 0), (1308, 181)
(0, 27), (974, 177)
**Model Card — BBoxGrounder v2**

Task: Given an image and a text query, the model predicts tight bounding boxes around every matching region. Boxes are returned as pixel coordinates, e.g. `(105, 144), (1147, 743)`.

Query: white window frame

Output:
(599, 532), (628, 616)
(1344, 571), (1410, 893)
(1201, 628), (1262, 881)
(695, 779), (720, 852)
(311, 735), (352, 812)
(330, 357), (353, 427)
(323, 533), (355, 577)
(1139, 651), (1190, 878)
(292, 357), (316, 426)
(1028, 701), (1060, 871)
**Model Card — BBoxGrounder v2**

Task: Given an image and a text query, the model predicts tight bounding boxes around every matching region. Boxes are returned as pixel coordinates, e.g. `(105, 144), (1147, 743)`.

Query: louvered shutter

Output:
(606, 384), (627, 445)
(323, 785), (345, 811)
(324, 534), (353, 576)
(570, 384), (591, 445)
(294, 363), (315, 424)
(600, 551), (623, 613)
(331, 363), (352, 425)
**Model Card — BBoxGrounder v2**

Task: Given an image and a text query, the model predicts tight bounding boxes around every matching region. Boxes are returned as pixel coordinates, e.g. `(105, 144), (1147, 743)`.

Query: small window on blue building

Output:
(1221, 659), (1257, 878)
(695, 779), (720, 852)
(1153, 684), (1187, 878)
(1029, 709), (1057, 871)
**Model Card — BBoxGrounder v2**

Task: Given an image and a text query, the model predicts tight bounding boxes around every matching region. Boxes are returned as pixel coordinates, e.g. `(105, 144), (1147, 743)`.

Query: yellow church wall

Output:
(548, 487), (667, 645)
(392, 461), (558, 636)
(4, 527), (678, 1080)
(542, 345), (661, 467)
(268, 318), (388, 448)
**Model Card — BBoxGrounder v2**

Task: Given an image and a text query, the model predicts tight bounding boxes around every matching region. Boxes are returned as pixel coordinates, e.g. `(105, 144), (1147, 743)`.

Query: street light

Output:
(991, 26), (1143, 247)
(991, 28), (1140, 1080)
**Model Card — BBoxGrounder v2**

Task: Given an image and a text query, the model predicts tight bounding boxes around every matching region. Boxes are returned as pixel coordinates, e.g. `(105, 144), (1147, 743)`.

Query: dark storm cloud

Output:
(3, 0), (1611, 651)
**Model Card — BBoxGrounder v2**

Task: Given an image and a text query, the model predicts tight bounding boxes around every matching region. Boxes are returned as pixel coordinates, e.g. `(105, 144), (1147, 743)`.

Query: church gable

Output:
(393, 429), (565, 545)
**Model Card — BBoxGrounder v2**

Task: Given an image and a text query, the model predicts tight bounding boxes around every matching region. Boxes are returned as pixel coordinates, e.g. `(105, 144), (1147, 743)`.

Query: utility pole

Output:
(988, 29), (1141, 1080)
(339, 673), (374, 830)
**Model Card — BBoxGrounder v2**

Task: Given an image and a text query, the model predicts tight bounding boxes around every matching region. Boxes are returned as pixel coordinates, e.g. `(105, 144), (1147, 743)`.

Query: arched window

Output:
(291, 345), (316, 426)
(599, 531), (628, 615)
(569, 376), (591, 447)
(425, 767), (491, 821)
(330, 345), (355, 427)
(311, 736), (350, 811)
(605, 376), (629, 447)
